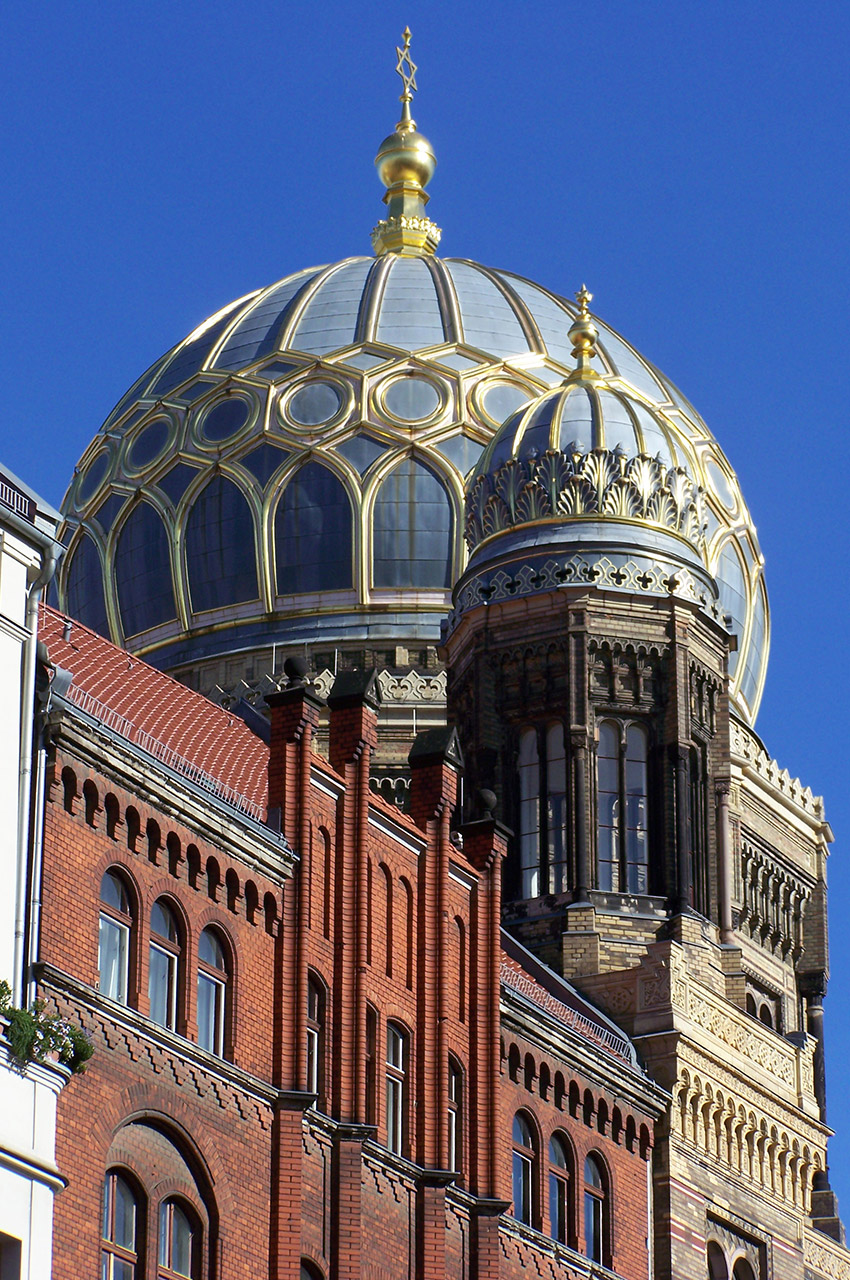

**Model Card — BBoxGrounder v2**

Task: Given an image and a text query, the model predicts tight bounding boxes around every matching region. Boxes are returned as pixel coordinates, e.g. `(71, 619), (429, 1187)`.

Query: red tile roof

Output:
(40, 605), (269, 818)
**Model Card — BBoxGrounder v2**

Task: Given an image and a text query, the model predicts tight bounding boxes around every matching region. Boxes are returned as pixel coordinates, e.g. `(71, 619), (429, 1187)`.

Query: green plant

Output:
(0, 979), (93, 1075)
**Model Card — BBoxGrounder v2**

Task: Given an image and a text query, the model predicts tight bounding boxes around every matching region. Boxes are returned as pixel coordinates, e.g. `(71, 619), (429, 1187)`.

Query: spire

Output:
(371, 28), (442, 257)
(566, 284), (600, 381)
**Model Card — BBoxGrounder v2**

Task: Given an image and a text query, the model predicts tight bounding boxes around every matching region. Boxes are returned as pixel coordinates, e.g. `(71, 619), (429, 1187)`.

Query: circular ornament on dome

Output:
(474, 379), (534, 428)
(705, 459), (737, 513)
(75, 449), (112, 508)
(285, 380), (345, 427)
(197, 395), (254, 444)
(125, 416), (173, 473)
(379, 375), (443, 423)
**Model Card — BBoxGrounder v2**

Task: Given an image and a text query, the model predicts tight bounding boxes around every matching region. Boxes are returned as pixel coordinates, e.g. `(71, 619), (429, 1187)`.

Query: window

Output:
(158, 1200), (196, 1279)
(386, 1023), (408, 1155)
(511, 1113), (537, 1227)
(275, 462), (353, 593)
(102, 1172), (140, 1279)
(306, 974), (326, 1103)
(583, 1154), (607, 1263)
(197, 928), (227, 1056)
(99, 871), (132, 1004)
(517, 724), (569, 898)
(149, 900), (180, 1031)
(448, 1057), (463, 1174)
(373, 458), (453, 588)
(549, 1134), (571, 1244)
(596, 721), (649, 893)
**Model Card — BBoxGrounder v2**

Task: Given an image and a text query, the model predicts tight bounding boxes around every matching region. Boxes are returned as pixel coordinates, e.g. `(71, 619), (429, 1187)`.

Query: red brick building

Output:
(38, 605), (663, 1280)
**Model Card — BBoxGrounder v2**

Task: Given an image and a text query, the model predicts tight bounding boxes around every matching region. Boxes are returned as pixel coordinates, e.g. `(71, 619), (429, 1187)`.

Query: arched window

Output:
(114, 503), (176, 637)
(99, 871), (133, 1004)
(511, 1112), (537, 1227)
(518, 728), (540, 897)
(149, 899), (181, 1031)
(102, 1171), (141, 1278)
(158, 1199), (197, 1279)
(583, 1154), (607, 1264)
(373, 458), (453, 588)
(549, 1133), (571, 1244)
(448, 1057), (463, 1175)
(546, 723), (568, 892)
(185, 475), (258, 612)
(596, 721), (649, 893)
(386, 1022), (409, 1155)
(275, 462), (353, 593)
(66, 533), (110, 639)
(197, 928), (228, 1057)
(707, 1240), (729, 1280)
(306, 974), (326, 1105)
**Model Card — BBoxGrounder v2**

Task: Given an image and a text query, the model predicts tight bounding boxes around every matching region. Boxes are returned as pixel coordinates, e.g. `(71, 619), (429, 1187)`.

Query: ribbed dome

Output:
(58, 255), (769, 723)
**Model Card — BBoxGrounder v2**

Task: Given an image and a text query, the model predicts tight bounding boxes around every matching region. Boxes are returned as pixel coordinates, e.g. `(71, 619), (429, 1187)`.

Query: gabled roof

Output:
(40, 604), (269, 817)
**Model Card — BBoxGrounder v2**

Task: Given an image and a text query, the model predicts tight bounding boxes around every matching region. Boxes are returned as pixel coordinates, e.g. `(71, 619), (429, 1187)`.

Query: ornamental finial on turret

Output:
(371, 28), (442, 257)
(566, 284), (600, 381)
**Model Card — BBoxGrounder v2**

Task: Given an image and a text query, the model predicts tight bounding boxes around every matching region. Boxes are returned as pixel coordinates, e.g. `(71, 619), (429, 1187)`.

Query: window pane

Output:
(625, 725), (648, 893)
(197, 973), (223, 1055)
(100, 871), (129, 914)
(550, 1171), (567, 1241)
(518, 729), (540, 897)
(66, 534), (110, 639)
(186, 476), (258, 613)
(114, 503), (176, 637)
(198, 928), (225, 970)
(585, 1192), (602, 1261)
(546, 723), (568, 893)
(99, 915), (128, 1003)
(387, 1025), (404, 1069)
(151, 900), (178, 942)
(513, 1152), (532, 1224)
(274, 463), (353, 594)
(373, 459), (452, 588)
(149, 945), (175, 1028)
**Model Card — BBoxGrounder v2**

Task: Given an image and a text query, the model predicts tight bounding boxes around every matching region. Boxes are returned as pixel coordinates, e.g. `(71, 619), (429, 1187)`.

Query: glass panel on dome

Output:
(705, 459), (736, 512)
(594, 323), (666, 402)
(338, 350), (390, 370)
(516, 360), (569, 386)
(598, 389), (639, 454)
(254, 357), (306, 380)
(447, 262), (530, 355)
(77, 452), (111, 506)
(174, 378), (219, 405)
(127, 417), (171, 470)
(716, 540), (748, 678)
(186, 477), (258, 612)
(115, 503), (176, 636)
(480, 382), (533, 426)
(433, 350), (484, 371)
(494, 275), (574, 365)
(289, 259), (373, 356)
(336, 433), (387, 474)
(66, 534), (110, 639)
(287, 381), (343, 426)
(558, 385), (594, 452)
(631, 402), (674, 464)
(200, 396), (252, 442)
(149, 301), (247, 397)
(434, 433), (485, 476)
(274, 462), (352, 593)
(376, 258), (446, 349)
(156, 463), (200, 508)
(93, 493), (127, 534)
(373, 458), (453, 589)
(214, 270), (320, 369)
(382, 377), (441, 422)
(239, 443), (290, 486)
(740, 580), (767, 712)
(518, 396), (559, 458)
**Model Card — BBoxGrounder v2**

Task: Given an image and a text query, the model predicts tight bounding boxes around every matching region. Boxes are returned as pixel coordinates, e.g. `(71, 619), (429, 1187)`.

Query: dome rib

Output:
(422, 257), (461, 344)
(356, 255), (393, 345)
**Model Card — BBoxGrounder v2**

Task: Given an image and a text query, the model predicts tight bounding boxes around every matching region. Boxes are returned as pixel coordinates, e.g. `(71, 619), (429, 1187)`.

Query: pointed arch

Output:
(185, 474), (259, 612)
(274, 460), (354, 593)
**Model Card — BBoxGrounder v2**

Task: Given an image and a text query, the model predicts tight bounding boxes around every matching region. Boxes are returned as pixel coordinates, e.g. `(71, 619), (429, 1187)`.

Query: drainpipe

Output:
(13, 544), (59, 1005)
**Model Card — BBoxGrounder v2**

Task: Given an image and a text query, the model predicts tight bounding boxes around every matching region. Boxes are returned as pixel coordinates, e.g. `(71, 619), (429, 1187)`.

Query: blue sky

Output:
(2, 0), (849, 1208)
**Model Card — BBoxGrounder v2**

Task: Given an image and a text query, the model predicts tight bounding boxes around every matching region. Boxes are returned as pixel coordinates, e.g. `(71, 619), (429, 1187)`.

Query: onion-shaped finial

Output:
(372, 28), (442, 257)
(567, 284), (600, 381)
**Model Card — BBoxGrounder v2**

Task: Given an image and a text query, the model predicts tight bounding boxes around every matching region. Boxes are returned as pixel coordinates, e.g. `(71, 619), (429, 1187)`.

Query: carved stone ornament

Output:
(465, 447), (707, 554)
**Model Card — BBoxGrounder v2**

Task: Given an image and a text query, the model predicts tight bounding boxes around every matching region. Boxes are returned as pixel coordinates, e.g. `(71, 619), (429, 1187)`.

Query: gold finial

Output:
(372, 27), (442, 257)
(566, 284), (600, 381)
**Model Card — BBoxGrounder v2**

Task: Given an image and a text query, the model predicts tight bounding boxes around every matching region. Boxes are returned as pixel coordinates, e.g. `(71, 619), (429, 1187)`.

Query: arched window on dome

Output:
(185, 475), (258, 613)
(373, 458), (453, 589)
(114, 503), (177, 638)
(274, 462), (353, 594)
(65, 533), (110, 639)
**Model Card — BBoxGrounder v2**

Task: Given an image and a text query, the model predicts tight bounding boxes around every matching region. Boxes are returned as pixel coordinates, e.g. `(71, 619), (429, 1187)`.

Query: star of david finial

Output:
(576, 284), (593, 317)
(396, 27), (417, 103)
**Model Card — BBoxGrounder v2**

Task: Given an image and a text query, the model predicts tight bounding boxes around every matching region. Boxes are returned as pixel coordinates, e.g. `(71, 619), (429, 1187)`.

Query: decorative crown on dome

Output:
(372, 28), (442, 257)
